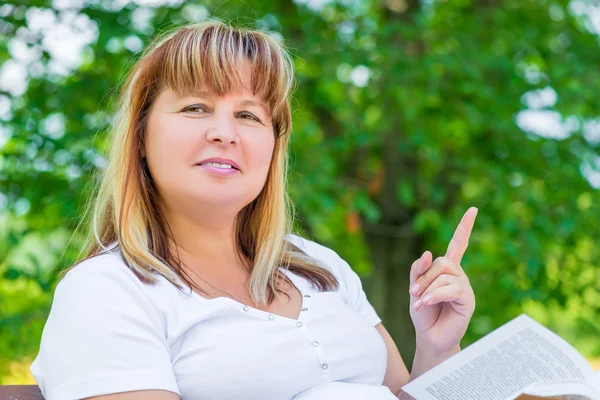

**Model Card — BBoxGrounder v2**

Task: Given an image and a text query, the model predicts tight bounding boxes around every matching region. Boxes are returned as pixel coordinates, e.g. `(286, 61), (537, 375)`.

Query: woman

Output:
(30, 21), (478, 400)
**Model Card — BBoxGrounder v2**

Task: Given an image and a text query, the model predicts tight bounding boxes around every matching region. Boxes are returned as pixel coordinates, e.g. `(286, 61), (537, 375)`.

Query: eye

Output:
(182, 104), (207, 113)
(238, 112), (261, 123)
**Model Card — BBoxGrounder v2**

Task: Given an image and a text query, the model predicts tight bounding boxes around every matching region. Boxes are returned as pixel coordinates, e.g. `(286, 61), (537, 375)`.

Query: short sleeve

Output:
(286, 234), (382, 326)
(331, 253), (382, 326)
(30, 254), (180, 400)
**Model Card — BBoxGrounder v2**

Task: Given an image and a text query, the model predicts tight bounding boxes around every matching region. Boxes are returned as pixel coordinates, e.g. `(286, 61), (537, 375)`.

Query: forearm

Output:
(397, 344), (460, 400)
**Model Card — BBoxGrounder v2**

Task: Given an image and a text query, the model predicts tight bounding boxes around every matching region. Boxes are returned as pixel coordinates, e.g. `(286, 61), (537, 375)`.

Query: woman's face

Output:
(144, 68), (275, 219)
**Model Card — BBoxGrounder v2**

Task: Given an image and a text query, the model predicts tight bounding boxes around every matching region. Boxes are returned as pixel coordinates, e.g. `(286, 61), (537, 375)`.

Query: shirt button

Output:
(297, 322), (303, 328)
(304, 294), (311, 298)
(268, 315), (275, 321)
(321, 363), (328, 370)
(243, 306), (249, 312)
(302, 307), (308, 312)
(313, 341), (319, 347)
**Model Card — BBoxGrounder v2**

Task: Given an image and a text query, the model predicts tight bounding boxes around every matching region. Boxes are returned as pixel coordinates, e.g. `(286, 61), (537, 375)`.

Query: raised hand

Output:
(409, 207), (478, 354)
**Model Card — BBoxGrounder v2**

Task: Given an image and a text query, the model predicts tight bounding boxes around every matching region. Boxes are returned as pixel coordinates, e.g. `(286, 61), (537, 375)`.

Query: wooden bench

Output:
(0, 385), (44, 400)
(0, 385), (560, 399)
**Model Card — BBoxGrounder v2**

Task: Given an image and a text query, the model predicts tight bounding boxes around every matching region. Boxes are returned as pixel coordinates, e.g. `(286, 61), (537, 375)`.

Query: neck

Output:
(163, 204), (248, 276)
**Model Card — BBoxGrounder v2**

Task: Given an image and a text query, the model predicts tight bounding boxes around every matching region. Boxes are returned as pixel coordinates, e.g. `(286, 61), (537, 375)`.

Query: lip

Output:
(197, 164), (239, 176)
(195, 157), (240, 170)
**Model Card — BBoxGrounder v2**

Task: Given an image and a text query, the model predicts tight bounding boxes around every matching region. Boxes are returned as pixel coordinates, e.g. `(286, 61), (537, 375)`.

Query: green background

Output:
(1, 0), (599, 383)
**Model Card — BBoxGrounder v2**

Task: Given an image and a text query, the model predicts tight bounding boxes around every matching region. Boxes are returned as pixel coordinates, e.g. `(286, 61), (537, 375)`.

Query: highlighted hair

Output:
(63, 20), (338, 306)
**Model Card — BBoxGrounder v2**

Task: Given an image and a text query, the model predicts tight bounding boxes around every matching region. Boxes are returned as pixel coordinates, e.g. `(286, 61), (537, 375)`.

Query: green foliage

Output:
(1, 0), (600, 380)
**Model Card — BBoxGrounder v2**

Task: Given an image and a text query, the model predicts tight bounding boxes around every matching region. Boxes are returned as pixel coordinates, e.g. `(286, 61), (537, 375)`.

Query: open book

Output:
(402, 314), (600, 400)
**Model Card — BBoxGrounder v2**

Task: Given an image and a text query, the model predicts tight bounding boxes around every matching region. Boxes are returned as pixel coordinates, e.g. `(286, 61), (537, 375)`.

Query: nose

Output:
(205, 113), (238, 147)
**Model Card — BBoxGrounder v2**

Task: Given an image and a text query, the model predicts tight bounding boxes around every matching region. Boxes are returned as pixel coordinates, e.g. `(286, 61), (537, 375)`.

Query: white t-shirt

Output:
(30, 234), (397, 400)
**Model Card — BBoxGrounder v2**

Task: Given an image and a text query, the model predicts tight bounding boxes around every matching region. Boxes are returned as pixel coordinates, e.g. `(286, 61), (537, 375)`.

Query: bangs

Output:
(150, 22), (293, 124)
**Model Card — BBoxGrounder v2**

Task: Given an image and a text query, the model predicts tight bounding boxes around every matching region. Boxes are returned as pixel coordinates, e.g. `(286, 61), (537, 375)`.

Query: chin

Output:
(195, 193), (257, 209)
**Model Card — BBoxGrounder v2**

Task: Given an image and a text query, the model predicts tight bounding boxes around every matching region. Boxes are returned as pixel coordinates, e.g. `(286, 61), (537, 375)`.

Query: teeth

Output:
(203, 162), (233, 169)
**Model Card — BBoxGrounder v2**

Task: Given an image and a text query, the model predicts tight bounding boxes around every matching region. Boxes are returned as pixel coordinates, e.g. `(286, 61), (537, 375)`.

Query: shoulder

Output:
(43, 251), (170, 347)
(53, 250), (164, 314)
(285, 234), (381, 325)
(285, 233), (343, 268)
(59, 251), (144, 292)
(285, 233), (355, 287)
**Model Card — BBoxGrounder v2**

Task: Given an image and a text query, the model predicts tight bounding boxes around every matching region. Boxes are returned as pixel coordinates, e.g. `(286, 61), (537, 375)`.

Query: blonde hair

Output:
(62, 20), (338, 306)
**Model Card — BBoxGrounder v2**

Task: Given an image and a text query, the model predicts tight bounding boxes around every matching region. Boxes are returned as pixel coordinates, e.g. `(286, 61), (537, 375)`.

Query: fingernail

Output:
(413, 299), (422, 310)
(423, 295), (432, 303)
(410, 283), (420, 295)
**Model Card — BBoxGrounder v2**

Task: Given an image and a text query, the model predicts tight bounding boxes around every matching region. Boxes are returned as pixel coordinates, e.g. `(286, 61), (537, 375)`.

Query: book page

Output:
(402, 314), (597, 400)
(522, 380), (600, 399)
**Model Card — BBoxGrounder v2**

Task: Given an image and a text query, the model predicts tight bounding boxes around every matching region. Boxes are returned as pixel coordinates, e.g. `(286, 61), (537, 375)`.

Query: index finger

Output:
(445, 207), (478, 264)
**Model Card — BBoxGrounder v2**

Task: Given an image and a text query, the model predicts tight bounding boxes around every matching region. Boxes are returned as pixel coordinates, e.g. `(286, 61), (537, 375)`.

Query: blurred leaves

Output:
(1, 0), (600, 380)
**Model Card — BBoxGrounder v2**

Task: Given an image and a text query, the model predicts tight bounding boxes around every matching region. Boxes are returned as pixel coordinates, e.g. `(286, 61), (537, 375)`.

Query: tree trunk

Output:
(361, 131), (423, 368)
(364, 223), (420, 368)
(362, 0), (424, 368)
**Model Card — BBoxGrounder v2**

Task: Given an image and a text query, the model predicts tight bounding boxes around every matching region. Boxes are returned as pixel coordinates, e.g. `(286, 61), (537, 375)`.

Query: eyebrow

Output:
(239, 99), (270, 117)
(186, 90), (211, 97)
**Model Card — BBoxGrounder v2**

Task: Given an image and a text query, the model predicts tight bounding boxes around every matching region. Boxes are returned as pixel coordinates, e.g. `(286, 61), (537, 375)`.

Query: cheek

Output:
(249, 136), (275, 174)
(146, 118), (195, 165)
(150, 118), (189, 148)
(144, 118), (196, 190)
